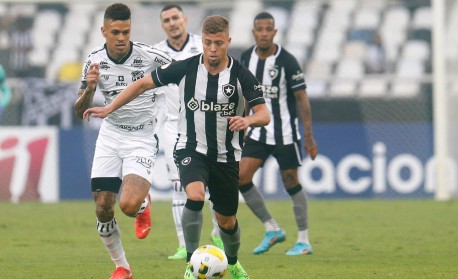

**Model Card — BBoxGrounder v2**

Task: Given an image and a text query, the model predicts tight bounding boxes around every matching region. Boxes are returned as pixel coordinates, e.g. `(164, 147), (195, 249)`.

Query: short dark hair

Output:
(253, 12), (275, 27)
(161, 4), (183, 13)
(104, 3), (131, 22)
(202, 15), (229, 34)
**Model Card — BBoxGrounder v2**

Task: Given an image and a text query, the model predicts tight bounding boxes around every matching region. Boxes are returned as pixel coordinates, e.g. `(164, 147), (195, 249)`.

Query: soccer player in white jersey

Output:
(84, 15), (270, 279)
(154, 4), (223, 260)
(238, 12), (318, 256)
(74, 4), (171, 279)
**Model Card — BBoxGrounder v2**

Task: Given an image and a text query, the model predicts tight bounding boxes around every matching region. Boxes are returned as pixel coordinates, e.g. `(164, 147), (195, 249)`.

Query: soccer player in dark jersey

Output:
(154, 4), (224, 260)
(238, 12), (318, 256)
(84, 15), (269, 279)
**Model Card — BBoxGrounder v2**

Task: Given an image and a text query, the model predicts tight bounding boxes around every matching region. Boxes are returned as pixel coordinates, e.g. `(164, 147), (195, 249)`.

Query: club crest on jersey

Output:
(222, 84), (235, 98)
(181, 157), (191, 166)
(101, 75), (109, 81)
(268, 66), (279, 80)
(131, 70), (145, 81)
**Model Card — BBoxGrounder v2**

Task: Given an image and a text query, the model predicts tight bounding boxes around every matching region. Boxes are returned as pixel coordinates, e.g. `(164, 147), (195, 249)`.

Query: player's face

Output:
(102, 19), (131, 60)
(202, 31), (231, 68)
(252, 18), (277, 51)
(161, 8), (188, 40)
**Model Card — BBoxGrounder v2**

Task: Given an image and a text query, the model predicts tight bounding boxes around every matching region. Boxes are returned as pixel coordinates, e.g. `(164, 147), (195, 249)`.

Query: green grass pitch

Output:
(0, 199), (457, 278)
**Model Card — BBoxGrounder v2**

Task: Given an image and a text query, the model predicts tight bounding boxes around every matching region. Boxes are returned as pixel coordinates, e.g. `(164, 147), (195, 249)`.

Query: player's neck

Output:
(204, 56), (229, 76)
(167, 32), (189, 51)
(256, 44), (277, 60)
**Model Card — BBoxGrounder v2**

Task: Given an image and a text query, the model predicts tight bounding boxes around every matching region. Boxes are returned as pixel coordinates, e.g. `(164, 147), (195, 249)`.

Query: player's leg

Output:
(207, 199), (224, 250)
(276, 140), (312, 256)
(163, 123), (187, 259)
(91, 128), (132, 278)
(210, 161), (249, 279)
(92, 179), (132, 274)
(239, 139), (285, 254)
(119, 133), (158, 239)
(175, 149), (208, 263)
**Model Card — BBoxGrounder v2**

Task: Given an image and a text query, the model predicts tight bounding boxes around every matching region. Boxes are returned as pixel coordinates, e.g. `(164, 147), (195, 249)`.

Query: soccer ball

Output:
(190, 245), (228, 279)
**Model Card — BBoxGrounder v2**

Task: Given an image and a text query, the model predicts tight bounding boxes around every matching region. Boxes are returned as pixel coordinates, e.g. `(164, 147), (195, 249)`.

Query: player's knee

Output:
(95, 202), (115, 221)
(280, 169), (299, 188)
(217, 216), (237, 230)
(119, 199), (139, 217)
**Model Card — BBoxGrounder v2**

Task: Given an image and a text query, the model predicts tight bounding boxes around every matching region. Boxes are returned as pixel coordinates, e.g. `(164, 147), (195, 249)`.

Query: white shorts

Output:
(164, 120), (179, 181)
(91, 121), (159, 183)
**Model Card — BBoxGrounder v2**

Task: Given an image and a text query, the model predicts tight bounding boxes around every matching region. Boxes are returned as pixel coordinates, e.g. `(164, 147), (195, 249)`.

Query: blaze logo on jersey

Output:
(187, 98), (199, 111)
(268, 65), (279, 80)
(187, 97), (236, 116)
(100, 60), (110, 70)
(131, 57), (144, 68)
(131, 70), (145, 81)
(222, 84), (235, 98)
(260, 85), (279, 99)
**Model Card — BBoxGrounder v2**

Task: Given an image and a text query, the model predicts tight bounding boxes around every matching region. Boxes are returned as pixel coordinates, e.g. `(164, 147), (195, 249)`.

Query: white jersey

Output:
(81, 42), (172, 127)
(153, 34), (202, 121)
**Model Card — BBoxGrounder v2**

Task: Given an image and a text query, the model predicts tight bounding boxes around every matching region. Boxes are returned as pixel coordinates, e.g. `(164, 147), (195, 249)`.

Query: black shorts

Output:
(242, 138), (303, 170)
(175, 149), (239, 216)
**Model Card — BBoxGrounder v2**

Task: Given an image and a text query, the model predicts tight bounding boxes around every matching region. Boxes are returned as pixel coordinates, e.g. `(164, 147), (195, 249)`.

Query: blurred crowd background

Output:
(0, 0), (438, 128)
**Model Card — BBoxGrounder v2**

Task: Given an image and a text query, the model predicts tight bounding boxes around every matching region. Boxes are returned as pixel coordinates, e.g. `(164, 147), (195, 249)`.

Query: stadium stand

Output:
(0, 0), (434, 98)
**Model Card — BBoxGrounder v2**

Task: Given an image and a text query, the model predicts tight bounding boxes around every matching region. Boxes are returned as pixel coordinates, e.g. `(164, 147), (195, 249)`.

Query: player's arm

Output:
(295, 88), (318, 160)
(74, 63), (99, 119)
(228, 103), (270, 132)
(83, 75), (157, 119)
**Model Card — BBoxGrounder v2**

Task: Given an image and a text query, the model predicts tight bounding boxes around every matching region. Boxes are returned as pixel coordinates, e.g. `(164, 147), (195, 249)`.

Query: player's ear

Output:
(101, 26), (106, 38)
(227, 36), (231, 46)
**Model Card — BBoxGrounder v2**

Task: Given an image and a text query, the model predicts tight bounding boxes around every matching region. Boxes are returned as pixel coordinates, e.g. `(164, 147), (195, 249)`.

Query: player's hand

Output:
(228, 116), (250, 132)
(86, 63), (100, 91)
(83, 106), (111, 119)
(304, 137), (318, 160)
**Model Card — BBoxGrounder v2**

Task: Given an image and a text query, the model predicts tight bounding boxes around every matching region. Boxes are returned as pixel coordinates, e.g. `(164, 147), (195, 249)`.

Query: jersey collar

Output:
(105, 41), (134, 64)
(166, 33), (190, 52)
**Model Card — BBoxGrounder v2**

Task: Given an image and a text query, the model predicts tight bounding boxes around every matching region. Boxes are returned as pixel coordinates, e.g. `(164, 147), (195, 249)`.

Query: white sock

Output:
(208, 200), (220, 236)
(264, 219), (280, 232)
(172, 180), (186, 247)
(297, 229), (310, 245)
(135, 194), (150, 216)
(97, 218), (130, 269)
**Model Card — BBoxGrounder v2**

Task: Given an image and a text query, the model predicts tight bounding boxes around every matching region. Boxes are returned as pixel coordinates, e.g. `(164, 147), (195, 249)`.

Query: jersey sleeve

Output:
(238, 65), (265, 108)
(151, 60), (187, 87)
(79, 56), (92, 89)
(285, 54), (306, 91)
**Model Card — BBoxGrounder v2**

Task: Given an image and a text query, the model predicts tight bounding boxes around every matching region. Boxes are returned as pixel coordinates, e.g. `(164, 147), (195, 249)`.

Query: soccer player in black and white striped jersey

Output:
(84, 15), (270, 279)
(154, 4), (224, 260)
(238, 12), (318, 256)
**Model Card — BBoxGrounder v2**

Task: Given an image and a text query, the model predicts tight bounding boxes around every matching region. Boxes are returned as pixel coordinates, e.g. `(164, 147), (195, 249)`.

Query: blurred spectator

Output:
(9, 16), (33, 78)
(0, 64), (12, 125)
(365, 33), (386, 74)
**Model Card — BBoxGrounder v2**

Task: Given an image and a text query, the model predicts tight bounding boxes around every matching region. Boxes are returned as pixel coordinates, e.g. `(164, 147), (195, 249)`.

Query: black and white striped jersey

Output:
(153, 34), (203, 121)
(151, 54), (265, 162)
(241, 45), (306, 145)
(81, 42), (172, 126)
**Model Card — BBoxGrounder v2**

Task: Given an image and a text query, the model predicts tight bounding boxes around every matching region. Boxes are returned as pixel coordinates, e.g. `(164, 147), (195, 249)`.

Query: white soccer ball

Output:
(190, 245), (228, 279)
